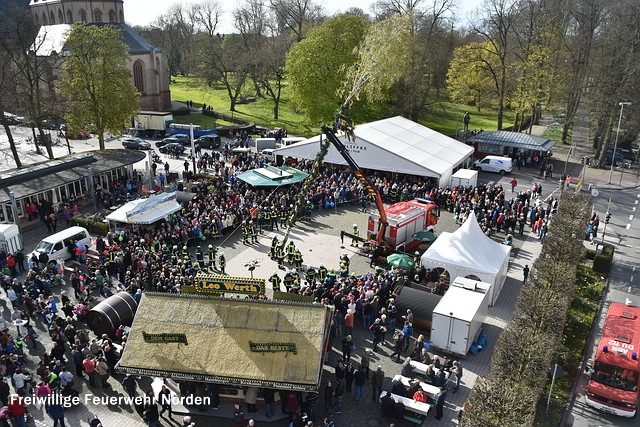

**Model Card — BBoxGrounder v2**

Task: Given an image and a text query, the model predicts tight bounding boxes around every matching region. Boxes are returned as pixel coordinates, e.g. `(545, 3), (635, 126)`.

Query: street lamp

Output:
(608, 102), (631, 184)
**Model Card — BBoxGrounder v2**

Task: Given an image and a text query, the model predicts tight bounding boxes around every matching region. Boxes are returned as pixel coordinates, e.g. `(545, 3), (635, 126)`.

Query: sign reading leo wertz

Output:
(143, 332), (188, 345)
(194, 273), (265, 296)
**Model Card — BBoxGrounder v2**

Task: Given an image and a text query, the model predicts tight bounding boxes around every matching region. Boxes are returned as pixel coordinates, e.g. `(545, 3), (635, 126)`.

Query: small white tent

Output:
(106, 192), (182, 225)
(273, 116), (473, 186)
(420, 211), (511, 305)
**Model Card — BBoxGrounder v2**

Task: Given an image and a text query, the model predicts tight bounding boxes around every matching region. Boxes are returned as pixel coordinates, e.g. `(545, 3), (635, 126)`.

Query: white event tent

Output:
(273, 116), (474, 186)
(106, 192), (181, 226)
(421, 211), (511, 305)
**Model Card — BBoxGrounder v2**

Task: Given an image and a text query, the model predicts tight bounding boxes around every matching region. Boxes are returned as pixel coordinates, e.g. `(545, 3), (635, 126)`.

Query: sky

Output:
(124, 0), (484, 32)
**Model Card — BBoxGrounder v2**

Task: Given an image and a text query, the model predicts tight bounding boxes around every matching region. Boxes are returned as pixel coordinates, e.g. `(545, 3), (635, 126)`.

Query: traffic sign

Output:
(591, 188), (600, 197)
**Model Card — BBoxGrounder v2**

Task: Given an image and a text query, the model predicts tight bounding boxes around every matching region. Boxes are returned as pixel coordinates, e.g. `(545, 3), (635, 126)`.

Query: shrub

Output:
(71, 216), (109, 235)
(171, 107), (191, 116)
(593, 243), (614, 274)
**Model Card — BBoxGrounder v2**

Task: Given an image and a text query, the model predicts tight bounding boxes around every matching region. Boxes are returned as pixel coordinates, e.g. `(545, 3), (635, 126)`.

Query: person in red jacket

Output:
(7, 394), (27, 427)
(5, 254), (16, 277)
(413, 388), (428, 403)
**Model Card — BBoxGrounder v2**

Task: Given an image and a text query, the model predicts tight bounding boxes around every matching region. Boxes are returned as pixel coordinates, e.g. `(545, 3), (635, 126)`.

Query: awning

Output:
(236, 165), (309, 187)
(467, 131), (556, 151)
(106, 192), (181, 225)
(116, 293), (333, 391)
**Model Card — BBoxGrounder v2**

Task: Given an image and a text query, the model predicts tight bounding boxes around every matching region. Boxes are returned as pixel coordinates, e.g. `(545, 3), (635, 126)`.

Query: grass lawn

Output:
(543, 121), (571, 145)
(170, 75), (516, 137)
(172, 113), (235, 129)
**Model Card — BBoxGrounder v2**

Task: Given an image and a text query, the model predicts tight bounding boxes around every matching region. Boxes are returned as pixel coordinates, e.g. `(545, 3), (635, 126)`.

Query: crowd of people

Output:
(0, 134), (562, 426)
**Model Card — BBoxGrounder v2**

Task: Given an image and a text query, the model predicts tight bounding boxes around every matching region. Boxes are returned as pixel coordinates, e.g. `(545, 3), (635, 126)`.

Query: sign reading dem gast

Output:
(184, 273), (266, 296)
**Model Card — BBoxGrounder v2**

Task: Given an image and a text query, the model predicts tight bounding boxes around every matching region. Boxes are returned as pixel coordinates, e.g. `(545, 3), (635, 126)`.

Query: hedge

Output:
(592, 243), (614, 274)
(71, 215), (109, 235)
(462, 193), (591, 427)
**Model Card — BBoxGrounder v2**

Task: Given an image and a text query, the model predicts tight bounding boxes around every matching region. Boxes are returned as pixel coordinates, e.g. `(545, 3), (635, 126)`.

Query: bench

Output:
(404, 414), (424, 425)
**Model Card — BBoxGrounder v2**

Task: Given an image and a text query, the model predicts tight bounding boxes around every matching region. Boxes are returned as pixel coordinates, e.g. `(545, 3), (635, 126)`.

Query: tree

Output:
(560, 0), (605, 144)
(446, 41), (500, 111)
(470, 0), (518, 130)
(270, 0), (323, 42)
(0, 49), (22, 168)
(59, 23), (140, 151)
(286, 14), (369, 123)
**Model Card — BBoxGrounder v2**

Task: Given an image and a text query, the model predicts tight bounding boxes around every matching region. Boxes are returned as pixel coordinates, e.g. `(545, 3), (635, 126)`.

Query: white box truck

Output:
(252, 138), (277, 154)
(0, 224), (22, 254)
(450, 169), (478, 188)
(430, 277), (491, 356)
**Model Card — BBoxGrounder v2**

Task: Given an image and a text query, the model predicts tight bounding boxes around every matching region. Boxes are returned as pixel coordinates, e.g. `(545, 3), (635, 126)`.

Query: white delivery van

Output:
(0, 224), (22, 254)
(473, 156), (513, 175)
(31, 226), (92, 262)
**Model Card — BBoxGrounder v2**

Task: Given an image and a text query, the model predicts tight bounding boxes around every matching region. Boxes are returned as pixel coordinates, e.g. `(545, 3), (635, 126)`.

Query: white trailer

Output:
(135, 111), (174, 131)
(450, 169), (478, 188)
(252, 138), (277, 153)
(430, 277), (491, 356)
(0, 224), (21, 254)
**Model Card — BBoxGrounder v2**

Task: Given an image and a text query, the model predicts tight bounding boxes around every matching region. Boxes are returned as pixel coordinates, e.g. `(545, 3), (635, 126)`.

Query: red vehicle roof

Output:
(595, 303), (640, 372)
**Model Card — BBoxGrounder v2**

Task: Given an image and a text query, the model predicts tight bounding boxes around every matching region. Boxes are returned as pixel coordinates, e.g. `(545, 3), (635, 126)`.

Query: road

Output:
(567, 184), (640, 426)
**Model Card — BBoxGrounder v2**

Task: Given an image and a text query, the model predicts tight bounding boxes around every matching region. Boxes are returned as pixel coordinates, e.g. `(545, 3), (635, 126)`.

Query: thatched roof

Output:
(116, 293), (333, 391)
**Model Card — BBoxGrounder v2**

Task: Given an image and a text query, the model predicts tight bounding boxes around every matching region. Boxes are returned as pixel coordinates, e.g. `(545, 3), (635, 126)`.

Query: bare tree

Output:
(193, 0), (224, 37)
(469, 0), (519, 130)
(269, 0), (323, 41)
(560, 0), (606, 143)
(0, 49), (22, 168)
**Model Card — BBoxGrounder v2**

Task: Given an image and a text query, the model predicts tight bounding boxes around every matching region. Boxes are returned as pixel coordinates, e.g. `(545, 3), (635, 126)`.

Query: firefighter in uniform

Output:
(340, 261), (349, 278)
(283, 270), (295, 290)
(304, 199), (313, 220)
(195, 246), (204, 265)
(318, 264), (328, 282)
(276, 244), (285, 269)
(351, 224), (359, 247)
(250, 221), (258, 243)
(286, 241), (297, 265)
(219, 253), (226, 274)
(306, 266), (317, 285)
(340, 253), (350, 270)
(181, 245), (189, 261)
(242, 221), (249, 244)
(280, 206), (288, 228)
(208, 245), (217, 269)
(183, 255), (192, 269)
(271, 206), (279, 230)
(269, 271), (282, 291)
(211, 223), (220, 239)
(327, 268), (337, 286)
(290, 277), (301, 293)
(293, 249), (303, 269)
(270, 237), (279, 259)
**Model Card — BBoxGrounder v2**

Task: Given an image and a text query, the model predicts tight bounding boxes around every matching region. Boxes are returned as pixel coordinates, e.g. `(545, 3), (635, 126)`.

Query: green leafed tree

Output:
(59, 23), (140, 150)
(446, 41), (500, 111)
(285, 14), (369, 123)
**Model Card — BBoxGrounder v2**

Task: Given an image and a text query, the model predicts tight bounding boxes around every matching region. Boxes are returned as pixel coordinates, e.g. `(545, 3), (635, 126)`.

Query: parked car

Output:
(159, 142), (186, 155)
(605, 149), (626, 166)
(167, 134), (191, 145)
(261, 149), (275, 162)
(194, 134), (221, 149)
(156, 137), (179, 148)
(121, 137), (151, 150)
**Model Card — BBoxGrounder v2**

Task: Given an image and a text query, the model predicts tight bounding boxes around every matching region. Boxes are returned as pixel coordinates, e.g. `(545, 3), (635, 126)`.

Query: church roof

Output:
(33, 22), (161, 56)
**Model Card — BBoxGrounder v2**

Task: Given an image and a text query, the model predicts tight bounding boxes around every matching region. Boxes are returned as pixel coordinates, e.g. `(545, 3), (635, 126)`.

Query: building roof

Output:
(236, 165), (309, 187)
(33, 22), (160, 56)
(117, 293), (333, 391)
(274, 116), (474, 180)
(467, 130), (556, 151)
(0, 149), (145, 203)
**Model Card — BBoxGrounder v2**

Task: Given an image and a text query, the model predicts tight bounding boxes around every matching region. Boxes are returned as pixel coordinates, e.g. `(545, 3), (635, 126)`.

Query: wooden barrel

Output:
(87, 292), (138, 337)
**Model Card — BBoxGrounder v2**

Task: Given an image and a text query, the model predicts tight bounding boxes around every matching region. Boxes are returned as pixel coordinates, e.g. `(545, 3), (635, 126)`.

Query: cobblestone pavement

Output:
(8, 176), (544, 427)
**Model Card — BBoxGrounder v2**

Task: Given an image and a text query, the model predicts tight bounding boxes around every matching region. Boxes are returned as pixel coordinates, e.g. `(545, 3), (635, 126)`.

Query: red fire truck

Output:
(367, 198), (439, 252)
(585, 301), (640, 417)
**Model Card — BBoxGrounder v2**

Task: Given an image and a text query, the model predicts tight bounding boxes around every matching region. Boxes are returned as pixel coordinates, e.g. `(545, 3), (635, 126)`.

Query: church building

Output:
(29, 0), (171, 110)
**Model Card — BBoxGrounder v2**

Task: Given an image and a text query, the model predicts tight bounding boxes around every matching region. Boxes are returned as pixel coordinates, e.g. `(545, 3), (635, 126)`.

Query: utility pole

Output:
(608, 102), (631, 184)
(601, 197), (612, 243)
